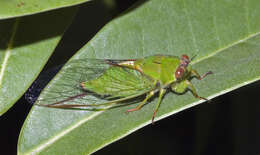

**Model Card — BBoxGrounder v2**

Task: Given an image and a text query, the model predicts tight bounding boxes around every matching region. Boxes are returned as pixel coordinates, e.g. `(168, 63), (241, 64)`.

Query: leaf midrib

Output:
(192, 31), (260, 65)
(0, 19), (19, 89)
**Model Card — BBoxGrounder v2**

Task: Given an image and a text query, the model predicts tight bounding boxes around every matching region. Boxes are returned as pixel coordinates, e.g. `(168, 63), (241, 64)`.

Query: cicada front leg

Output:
(191, 69), (213, 80)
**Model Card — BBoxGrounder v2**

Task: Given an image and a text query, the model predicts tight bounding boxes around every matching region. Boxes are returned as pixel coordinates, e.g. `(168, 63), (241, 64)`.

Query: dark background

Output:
(0, 0), (259, 154)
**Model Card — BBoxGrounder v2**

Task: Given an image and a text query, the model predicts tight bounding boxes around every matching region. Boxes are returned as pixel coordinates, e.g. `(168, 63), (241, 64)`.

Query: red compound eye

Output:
(175, 67), (185, 79)
(181, 54), (189, 61)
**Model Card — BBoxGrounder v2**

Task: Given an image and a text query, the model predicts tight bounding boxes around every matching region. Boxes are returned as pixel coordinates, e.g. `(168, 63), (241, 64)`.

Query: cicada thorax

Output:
(117, 55), (181, 86)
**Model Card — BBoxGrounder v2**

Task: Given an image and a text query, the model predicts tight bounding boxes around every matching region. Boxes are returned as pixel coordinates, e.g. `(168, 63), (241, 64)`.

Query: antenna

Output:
(190, 54), (197, 61)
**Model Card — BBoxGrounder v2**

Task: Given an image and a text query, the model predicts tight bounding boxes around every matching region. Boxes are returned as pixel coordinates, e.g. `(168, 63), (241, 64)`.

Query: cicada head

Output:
(175, 54), (192, 80)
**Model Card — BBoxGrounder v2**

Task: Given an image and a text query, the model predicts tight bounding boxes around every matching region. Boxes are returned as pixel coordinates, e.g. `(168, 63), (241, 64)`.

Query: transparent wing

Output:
(27, 58), (156, 110)
(82, 65), (156, 99)
(25, 65), (64, 104)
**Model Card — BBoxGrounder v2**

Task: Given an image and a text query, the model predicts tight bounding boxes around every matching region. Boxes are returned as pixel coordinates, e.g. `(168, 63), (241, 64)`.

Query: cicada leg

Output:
(126, 90), (155, 113)
(185, 80), (208, 101)
(152, 89), (166, 124)
(191, 69), (213, 80)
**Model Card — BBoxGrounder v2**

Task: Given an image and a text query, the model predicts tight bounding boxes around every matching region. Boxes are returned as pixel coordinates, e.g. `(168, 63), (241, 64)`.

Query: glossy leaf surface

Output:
(0, 0), (90, 20)
(19, 0), (260, 154)
(0, 8), (77, 115)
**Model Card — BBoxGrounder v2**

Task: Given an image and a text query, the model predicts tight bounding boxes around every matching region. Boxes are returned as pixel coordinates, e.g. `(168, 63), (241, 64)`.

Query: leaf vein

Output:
(183, 0), (199, 52)
(192, 31), (260, 65)
(245, 0), (250, 33)
(0, 19), (19, 88)
(212, 0), (221, 48)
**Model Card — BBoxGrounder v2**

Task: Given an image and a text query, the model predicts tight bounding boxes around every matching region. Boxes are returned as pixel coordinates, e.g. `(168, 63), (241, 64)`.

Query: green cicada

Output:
(32, 54), (212, 123)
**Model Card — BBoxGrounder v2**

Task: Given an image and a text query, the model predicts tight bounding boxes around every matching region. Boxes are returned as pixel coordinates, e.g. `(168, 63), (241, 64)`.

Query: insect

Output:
(29, 54), (212, 123)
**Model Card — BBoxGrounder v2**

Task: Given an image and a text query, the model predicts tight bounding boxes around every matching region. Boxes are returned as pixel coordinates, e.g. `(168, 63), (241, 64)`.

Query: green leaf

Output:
(19, 0), (260, 154)
(0, 0), (90, 20)
(0, 8), (77, 115)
